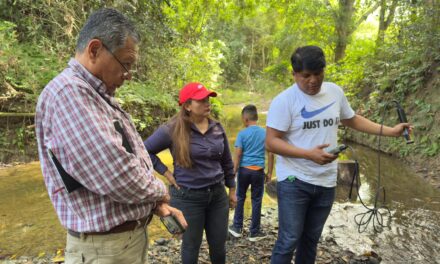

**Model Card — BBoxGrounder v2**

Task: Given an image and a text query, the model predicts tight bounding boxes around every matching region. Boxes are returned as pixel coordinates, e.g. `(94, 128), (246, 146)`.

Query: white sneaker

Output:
(248, 231), (267, 242)
(228, 225), (242, 238)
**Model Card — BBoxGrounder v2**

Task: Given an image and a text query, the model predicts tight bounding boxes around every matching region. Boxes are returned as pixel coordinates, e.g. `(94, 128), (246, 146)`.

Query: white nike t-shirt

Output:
(266, 82), (355, 187)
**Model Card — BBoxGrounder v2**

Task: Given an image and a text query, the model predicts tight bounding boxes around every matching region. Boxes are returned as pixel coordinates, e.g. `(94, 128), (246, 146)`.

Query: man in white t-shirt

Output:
(266, 46), (411, 264)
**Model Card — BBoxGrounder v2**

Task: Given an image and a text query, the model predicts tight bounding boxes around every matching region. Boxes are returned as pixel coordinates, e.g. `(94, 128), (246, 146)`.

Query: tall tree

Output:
(376, 0), (399, 46)
(326, 0), (380, 62)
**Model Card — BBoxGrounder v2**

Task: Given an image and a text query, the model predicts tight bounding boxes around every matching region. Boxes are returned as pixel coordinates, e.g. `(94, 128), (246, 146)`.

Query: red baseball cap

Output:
(179, 82), (217, 105)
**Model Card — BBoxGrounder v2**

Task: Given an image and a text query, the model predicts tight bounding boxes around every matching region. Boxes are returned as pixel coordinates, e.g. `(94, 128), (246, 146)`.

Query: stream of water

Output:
(324, 142), (440, 263)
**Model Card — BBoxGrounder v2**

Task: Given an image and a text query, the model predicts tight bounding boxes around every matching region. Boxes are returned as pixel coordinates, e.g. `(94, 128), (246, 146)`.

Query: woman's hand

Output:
(229, 188), (237, 209)
(164, 170), (180, 189)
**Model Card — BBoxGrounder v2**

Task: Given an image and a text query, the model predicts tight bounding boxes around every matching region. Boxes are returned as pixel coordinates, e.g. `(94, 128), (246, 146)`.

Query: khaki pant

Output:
(65, 227), (148, 264)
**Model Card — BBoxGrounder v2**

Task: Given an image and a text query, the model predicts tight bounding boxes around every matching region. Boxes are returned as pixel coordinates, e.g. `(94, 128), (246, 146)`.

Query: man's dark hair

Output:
(290, 46), (326, 73)
(242, 104), (258, 121)
(76, 8), (140, 53)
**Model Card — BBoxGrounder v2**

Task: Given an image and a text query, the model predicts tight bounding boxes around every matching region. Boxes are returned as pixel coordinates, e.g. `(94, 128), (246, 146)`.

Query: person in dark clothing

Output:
(144, 82), (236, 264)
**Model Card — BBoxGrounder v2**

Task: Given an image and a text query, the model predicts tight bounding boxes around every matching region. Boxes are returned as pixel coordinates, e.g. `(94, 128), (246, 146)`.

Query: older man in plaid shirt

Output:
(35, 8), (186, 264)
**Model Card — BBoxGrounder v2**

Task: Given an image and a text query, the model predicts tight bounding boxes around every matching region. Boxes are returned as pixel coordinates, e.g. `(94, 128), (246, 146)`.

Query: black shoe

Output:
(228, 225), (242, 238)
(248, 231), (267, 242)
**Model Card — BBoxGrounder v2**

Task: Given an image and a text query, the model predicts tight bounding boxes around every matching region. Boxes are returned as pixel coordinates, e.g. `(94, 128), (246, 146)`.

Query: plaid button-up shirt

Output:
(35, 59), (167, 232)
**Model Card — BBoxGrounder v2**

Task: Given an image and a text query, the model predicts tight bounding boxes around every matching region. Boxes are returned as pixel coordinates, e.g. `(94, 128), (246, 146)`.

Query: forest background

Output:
(0, 0), (439, 175)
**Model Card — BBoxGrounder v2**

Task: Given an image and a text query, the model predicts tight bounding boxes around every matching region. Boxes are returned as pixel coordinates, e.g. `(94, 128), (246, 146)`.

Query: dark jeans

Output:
(271, 178), (335, 264)
(170, 183), (229, 264)
(232, 167), (265, 235)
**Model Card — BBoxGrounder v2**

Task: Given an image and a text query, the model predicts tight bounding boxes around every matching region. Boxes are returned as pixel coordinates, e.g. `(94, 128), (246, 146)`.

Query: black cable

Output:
(348, 102), (393, 233)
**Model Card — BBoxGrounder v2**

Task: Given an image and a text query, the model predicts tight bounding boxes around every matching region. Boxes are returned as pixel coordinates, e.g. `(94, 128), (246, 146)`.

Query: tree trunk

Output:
(247, 33), (255, 92)
(376, 0), (399, 46)
(332, 0), (380, 62)
(334, 0), (355, 62)
(335, 30), (349, 62)
(377, 0), (387, 45)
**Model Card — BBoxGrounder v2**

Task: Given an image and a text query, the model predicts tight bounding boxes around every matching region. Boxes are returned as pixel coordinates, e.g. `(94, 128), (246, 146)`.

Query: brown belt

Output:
(68, 216), (151, 238)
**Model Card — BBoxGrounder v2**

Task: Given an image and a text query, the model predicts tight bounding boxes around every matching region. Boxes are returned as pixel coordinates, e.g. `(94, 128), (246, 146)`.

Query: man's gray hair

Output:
(76, 8), (140, 53)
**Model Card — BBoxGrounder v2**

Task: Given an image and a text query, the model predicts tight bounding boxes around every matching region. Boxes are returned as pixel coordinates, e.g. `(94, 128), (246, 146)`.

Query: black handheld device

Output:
(160, 215), (186, 235)
(394, 101), (414, 144)
(328, 144), (348, 155)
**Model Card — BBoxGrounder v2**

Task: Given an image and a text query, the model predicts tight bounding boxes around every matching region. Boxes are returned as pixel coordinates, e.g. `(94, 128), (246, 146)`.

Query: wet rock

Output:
(416, 168), (428, 173)
(155, 238), (169, 246)
(324, 236), (336, 244)
(349, 251), (382, 264)
(349, 256), (381, 264)
(0, 254), (12, 260)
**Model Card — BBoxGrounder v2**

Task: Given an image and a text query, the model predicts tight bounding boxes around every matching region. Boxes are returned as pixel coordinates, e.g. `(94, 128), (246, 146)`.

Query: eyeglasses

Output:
(101, 42), (133, 78)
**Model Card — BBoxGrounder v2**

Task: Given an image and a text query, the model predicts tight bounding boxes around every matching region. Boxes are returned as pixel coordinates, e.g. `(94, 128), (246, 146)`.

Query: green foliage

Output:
(0, 0), (99, 47)
(350, 1), (440, 158)
(218, 78), (283, 105)
(219, 88), (257, 105)
(210, 97), (223, 119)
(0, 131), (8, 150)
(252, 78), (286, 96)
(263, 60), (291, 83)
(417, 134), (440, 157)
(116, 82), (177, 137)
(0, 123), (37, 162)
(172, 40), (226, 89)
(12, 127), (25, 154)
(326, 38), (376, 98)
(0, 19), (65, 97)
(0, 20), (16, 48)
(1, 0), (439, 162)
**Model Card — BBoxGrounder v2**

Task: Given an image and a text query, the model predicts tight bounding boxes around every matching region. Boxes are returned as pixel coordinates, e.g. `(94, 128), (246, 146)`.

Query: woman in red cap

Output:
(144, 82), (237, 264)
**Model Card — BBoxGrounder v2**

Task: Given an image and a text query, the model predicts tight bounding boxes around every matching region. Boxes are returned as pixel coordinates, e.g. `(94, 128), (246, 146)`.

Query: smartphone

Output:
(328, 144), (348, 155)
(160, 215), (186, 235)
